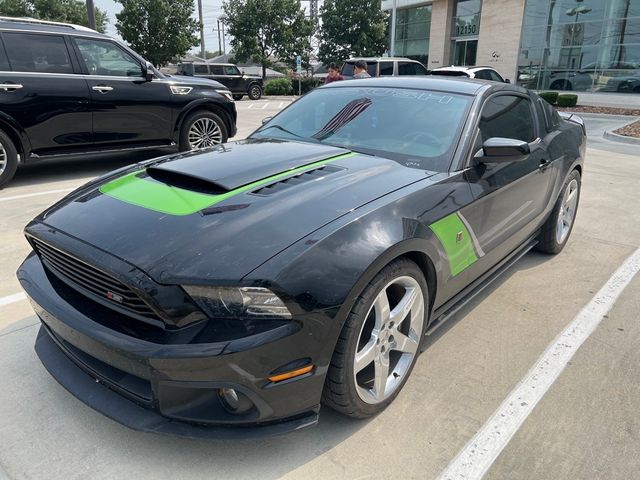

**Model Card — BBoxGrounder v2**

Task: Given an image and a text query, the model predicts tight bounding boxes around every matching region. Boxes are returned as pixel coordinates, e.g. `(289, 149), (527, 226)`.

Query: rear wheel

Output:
(322, 258), (428, 418)
(0, 130), (18, 189)
(248, 84), (262, 100)
(536, 169), (581, 254)
(179, 110), (228, 151)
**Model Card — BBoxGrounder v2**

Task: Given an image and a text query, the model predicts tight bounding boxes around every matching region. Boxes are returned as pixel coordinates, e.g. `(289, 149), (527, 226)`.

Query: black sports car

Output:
(18, 77), (585, 438)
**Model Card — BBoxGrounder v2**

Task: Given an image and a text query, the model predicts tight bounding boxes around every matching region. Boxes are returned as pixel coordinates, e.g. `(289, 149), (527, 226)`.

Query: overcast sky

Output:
(94, 0), (229, 56)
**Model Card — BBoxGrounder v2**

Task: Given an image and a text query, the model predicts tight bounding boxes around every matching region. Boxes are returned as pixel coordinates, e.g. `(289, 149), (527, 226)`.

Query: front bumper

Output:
(19, 253), (324, 439)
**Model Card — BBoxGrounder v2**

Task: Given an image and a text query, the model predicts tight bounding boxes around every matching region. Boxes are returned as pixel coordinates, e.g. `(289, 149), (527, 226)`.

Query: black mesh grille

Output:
(31, 238), (158, 319)
(251, 165), (344, 196)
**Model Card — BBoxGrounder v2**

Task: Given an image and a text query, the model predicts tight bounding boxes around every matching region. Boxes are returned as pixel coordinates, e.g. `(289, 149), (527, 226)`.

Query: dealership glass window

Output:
(453, 0), (482, 37)
(518, 0), (640, 93)
(393, 5), (431, 65)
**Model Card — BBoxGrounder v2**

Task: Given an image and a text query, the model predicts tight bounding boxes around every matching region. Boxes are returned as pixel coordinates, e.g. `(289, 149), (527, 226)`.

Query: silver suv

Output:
(341, 57), (429, 79)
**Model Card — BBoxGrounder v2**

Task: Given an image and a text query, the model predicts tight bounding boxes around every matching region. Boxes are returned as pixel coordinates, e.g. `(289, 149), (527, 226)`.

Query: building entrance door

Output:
(453, 39), (478, 66)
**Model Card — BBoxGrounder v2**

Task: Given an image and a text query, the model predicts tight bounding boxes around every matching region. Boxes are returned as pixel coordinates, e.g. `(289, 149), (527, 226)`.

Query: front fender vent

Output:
(250, 164), (344, 196)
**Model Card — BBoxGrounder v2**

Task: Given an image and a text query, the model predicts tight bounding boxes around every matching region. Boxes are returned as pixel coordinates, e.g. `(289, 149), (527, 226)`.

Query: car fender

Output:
(173, 98), (234, 140)
(0, 111), (31, 161)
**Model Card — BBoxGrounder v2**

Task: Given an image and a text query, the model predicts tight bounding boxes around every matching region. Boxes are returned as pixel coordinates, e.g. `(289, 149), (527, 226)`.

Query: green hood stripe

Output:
(99, 152), (357, 216)
(429, 212), (479, 277)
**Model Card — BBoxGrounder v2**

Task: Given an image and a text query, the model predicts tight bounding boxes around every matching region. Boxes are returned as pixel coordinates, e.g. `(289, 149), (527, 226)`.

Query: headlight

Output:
(216, 90), (234, 101)
(183, 286), (292, 319)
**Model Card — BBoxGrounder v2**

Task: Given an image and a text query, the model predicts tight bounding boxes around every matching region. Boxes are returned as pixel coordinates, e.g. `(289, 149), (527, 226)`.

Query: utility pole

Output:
(86, 0), (96, 30)
(197, 0), (206, 60)
(219, 15), (227, 55)
(390, 0), (397, 57)
(216, 20), (222, 56)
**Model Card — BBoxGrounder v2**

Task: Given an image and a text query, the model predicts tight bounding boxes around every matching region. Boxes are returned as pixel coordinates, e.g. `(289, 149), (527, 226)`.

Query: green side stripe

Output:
(99, 152), (357, 216)
(429, 212), (479, 277)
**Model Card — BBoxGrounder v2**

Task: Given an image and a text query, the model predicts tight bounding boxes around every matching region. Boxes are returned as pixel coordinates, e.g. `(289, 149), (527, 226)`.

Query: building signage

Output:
(455, 15), (479, 37)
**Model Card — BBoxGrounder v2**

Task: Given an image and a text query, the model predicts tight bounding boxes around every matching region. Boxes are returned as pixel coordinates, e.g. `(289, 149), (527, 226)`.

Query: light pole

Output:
(390, 0), (397, 57)
(565, 4), (591, 70)
(197, 0), (206, 60)
(86, 0), (96, 30)
(219, 15), (227, 55)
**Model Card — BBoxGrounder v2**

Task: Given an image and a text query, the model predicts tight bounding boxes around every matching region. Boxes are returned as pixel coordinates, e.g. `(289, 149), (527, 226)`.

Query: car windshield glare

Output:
(252, 86), (472, 171)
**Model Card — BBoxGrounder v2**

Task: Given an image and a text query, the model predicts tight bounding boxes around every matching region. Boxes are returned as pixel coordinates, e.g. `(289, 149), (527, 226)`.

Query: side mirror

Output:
(482, 137), (530, 161)
(143, 61), (154, 82)
(504, 78), (511, 83)
(262, 116), (273, 125)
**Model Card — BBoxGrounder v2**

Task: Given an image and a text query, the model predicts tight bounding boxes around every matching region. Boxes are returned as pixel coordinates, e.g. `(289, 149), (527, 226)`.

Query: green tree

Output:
(0, 0), (108, 33)
(318, 0), (388, 66)
(223, 0), (313, 79)
(115, 0), (200, 66)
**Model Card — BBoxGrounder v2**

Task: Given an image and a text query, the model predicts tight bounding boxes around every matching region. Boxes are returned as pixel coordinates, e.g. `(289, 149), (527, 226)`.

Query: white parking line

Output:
(278, 102), (286, 109)
(438, 247), (640, 480)
(0, 292), (26, 307)
(0, 188), (74, 203)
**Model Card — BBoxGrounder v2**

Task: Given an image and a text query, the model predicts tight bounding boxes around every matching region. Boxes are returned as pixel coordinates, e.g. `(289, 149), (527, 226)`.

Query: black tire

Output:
(178, 110), (228, 152)
(535, 169), (581, 254)
(0, 130), (18, 189)
(232, 94), (243, 101)
(247, 83), (262, 100)
(322, 258), (429, 418)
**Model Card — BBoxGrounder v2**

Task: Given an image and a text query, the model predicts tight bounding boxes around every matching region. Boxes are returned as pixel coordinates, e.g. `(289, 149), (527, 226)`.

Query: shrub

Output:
(300, 77), (322, 94)
(557, 94), (578, 107)
(264, 78), (293, 96)
(539, 91), (559, 105)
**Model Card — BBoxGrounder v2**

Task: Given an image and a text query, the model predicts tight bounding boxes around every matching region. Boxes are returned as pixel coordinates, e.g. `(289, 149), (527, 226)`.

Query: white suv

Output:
(431, 66), (509, 83)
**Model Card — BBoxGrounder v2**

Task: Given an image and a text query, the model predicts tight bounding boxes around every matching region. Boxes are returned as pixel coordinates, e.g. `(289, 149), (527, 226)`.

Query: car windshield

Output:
(251, 86), (472, 171)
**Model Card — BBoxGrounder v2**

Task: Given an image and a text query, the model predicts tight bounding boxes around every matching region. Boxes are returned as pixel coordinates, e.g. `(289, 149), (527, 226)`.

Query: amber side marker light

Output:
(268, 364), (314, 383)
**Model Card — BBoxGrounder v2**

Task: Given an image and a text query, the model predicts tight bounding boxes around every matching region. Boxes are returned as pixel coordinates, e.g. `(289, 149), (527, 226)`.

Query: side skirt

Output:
(423, 235), (539, 346)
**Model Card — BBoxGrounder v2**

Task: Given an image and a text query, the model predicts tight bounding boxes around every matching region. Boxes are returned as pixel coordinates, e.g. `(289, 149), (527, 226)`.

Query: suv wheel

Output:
(248, 84), (262, 100)
(179, 111), (228, 151)
(232, 94), (243, 101)
(0, 130), (19, 189)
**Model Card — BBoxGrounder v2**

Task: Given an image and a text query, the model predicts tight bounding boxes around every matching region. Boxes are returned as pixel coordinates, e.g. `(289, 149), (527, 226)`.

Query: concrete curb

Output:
(601, 117), (640, 145)
(564, 112), (640, 120)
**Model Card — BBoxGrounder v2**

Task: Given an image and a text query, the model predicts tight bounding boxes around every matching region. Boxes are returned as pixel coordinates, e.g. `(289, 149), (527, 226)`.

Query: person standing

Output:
(324, 63), (344, 84)
(352, 60), (371, 79)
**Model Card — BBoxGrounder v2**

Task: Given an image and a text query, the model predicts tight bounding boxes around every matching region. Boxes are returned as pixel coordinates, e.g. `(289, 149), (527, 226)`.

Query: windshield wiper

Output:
(258, 124), (313, 142)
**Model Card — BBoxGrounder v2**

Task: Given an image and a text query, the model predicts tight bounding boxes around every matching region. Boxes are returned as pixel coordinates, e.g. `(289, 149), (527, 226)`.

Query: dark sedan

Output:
(18, 77), (585, 438)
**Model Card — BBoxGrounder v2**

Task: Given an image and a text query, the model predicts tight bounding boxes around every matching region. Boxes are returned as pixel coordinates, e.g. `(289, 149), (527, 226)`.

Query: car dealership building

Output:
(382, 0), (640, 93)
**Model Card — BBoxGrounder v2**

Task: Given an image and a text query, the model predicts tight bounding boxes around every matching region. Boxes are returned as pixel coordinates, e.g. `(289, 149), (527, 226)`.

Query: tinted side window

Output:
(210, 65), (224, 75)
(0, 38), (9, 71)
(379, 61), (394, 76)
(224, 65), (240, 75)
(479, 95), (536, 142)
(3, 33), (73, 74)
(194, 64), (209, 74)
(414, 63), (428, 75)
(474, 69), (490, 80)
(398, 62), (416, 75)
(75, 38), (142, 77)
(488, 70), (504, 82)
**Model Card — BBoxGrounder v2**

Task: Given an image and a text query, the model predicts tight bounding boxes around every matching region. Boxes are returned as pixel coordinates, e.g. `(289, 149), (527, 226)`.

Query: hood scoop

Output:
(147, 140), (349, 192)
(145, 167), (228, 195)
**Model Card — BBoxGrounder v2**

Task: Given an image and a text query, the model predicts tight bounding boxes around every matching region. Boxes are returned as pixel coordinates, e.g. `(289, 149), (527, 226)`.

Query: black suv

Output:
(0, 17), (237, 188)
(177, 62), (263, 100)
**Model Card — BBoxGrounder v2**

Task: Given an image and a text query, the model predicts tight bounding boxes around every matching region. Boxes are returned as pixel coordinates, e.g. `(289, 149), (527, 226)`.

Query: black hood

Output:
(35, 139), (432, 283)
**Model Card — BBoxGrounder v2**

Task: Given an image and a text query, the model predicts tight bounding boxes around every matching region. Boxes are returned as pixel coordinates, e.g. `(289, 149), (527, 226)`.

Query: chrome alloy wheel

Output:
(0, 141), (6, 176)
(187, 118), (222, 149)
(556, 178), (579, 244)
(354, 276), (425, 404)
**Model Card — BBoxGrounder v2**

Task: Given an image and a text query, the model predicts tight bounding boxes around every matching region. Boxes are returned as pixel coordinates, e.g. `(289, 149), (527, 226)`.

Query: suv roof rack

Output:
(0, 16), (97, 33)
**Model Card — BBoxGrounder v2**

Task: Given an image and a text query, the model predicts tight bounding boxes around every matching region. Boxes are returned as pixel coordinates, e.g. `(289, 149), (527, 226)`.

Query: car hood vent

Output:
(251, 164), (344, 196)
(145, 167), (228, 195)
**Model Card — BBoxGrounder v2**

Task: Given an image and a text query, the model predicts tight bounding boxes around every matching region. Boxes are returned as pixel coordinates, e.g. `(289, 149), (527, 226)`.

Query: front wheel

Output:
(232, 94), (243, 101)
(322, 258), (428, 418)
(248, 84), (262, 100)
(179, 110), (228, 151)
(0, 130), (18, 189)
(536, 169), (581, 254)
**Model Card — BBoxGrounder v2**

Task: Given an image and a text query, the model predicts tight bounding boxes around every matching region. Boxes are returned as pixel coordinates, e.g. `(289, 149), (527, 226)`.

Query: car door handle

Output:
(539, 158), (551, 168)
(92, 85), (114, 94)
(0, 83), (23, 92)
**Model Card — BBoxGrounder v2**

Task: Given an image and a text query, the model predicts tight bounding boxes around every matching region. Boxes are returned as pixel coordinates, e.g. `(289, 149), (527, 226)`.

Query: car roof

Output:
(345, 57), (416, 62)
(434, 65), (497, 73)
(320, 76), (494, 95)
(0, 16), (106, 37)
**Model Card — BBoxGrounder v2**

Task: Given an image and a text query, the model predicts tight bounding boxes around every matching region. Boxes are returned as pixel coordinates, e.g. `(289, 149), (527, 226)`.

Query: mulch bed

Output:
(555, 105), (640, 116)
(613, 120), (640, 138)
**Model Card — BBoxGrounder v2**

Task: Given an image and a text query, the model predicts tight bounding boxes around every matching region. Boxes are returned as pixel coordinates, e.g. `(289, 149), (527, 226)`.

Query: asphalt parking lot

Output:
(1, 100), (639, 480)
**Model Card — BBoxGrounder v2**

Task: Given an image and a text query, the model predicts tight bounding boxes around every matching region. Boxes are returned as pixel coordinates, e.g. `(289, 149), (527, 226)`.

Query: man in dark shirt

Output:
(324, 62), (344, 84)
(352, 60), (371, 79)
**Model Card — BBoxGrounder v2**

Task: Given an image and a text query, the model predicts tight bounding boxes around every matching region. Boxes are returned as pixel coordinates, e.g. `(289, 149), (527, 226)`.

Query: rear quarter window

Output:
(194, 64), (209, 74)
(0, 37), (8, 71)
(3, 33), (73, 74)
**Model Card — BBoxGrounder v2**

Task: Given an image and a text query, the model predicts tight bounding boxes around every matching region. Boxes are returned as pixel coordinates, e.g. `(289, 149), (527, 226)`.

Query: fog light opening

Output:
(218, 388), (253, 414)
